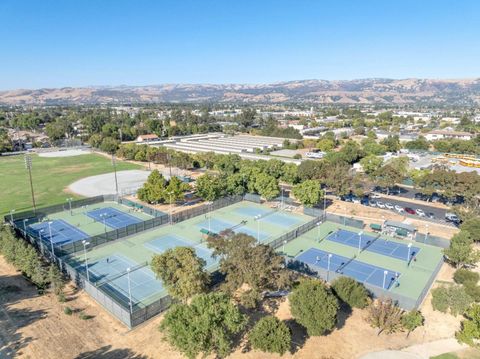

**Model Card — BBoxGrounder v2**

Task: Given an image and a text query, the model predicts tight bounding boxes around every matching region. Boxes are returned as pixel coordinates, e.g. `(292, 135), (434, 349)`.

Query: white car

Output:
(394, 205), (404, 213)
(385, 203), (394, 210)
(370, 193), (382, 199)
(376, 201), (385, 209)
(415, 208), (426, 217)
(369, 201), (377, 207)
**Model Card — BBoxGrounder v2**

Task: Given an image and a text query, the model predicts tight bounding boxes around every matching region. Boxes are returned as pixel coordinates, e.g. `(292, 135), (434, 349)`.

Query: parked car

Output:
(385, 203), (394, 210)
(369, 201), (377, 207)
(352, 197), (361, 204)
(415, 208), (426, 217)
(427, 212), (435, 219)
(395, 205), (404, 213)
(370, 193), (382, 199)
(376, 201), (385, 209)
(445, 212), (460, 222)
(404, 207), (416, 215)
(361, 198), (369, 206)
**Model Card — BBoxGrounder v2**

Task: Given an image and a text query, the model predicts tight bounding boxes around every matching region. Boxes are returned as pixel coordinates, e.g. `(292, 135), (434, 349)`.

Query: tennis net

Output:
(360, 233), (382, 253)
(94, 261), (149, 288)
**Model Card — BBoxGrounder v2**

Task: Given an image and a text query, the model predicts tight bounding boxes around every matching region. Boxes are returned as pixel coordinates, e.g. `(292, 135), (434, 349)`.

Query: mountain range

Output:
(1, 78), (480, 106)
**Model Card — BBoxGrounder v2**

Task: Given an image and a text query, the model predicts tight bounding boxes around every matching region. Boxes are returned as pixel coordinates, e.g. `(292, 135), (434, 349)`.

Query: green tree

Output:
(46, 264), (66, 299)
(207, 233), (293, 296)
(367, 298), (404, 335)
(195, 173), (226, 201)
(254, 173), (280, 200)
(454, 269), (480, 286)
(444, 232), (480, 268)
(456, 304), (480, 347)
(331, 277), (369, 309)
(160, 292), (247, 359)
(460, 218), (480, 243)
(360, 155), (383, 177)
(151, 247), (209, 302)
(137, 170), (167, 204)
(289, 279), (339, 336)
(99, 136), (120, 154)
(401, 310), (424, 337)
(292, 180), (323, 207)
(249, 316), (291, 355)
(164, 176), (189, 204)
(431, 285), (473, 316)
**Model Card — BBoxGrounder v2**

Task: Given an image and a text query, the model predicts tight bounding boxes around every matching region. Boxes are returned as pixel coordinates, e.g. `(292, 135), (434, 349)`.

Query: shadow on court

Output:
(74, 345), (148, 359)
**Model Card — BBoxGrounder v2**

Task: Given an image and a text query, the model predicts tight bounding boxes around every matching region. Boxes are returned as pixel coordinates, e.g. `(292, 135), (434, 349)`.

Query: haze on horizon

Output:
(1, 0), (479, 91)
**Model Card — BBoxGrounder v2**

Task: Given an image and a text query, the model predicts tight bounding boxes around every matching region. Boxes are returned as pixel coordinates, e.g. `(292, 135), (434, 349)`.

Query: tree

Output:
(207, 233), (293, 296)
(254, 173), (280, 200)
(401, 310), (424, 337)
(151, 247), (209, 302)
(366, 298), (403, 335)
(360, 155), (383, 177)
(456, 304), (480, 347)
(137, 170), (167, 204)
(99, 136), (120, 154)
(46, 264), (66, 300)
(249, 316), (291, 355)
(453, 269), (480, 286)
(165, 176), (190, 204)
(195, 173), (226, 201)
(461, 218), (480, 243)
(444, 231), (480, 268)
(292, 180), (323, 207)
(331, 277), (369, 309)
(289, 279), (339, 336)
(431, 285), (473, 316)
(381, 135), (401, 152)
(160, 292), (246, 359)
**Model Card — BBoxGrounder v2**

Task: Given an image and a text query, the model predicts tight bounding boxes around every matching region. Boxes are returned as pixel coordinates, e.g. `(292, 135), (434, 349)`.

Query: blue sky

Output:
(0, 0), (479, 90)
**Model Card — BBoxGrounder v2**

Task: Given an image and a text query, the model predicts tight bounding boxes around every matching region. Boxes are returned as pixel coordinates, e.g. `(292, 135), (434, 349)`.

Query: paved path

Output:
(359, 338), (467, 359)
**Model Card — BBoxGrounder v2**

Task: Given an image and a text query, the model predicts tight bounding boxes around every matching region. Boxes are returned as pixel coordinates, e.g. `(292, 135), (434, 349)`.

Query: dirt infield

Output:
(38, 149), (91, 158)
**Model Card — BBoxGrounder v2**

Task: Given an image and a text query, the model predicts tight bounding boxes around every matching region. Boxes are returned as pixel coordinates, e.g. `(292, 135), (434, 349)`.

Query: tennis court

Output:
(86, 206), (143, 229)
(234, 206), (303, 228)
(196, 218), (270, 242)
(29, 219), (89, 245)
(295, 248), (400, 290)
(86, 253), (164, 305)
(327, 229), (421, 261)
(144, 234), (216, 268)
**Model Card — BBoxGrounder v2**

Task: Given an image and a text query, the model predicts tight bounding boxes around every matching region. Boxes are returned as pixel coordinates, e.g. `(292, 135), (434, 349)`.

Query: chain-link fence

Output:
(415, 233), (450, 248)
(325, 213), (365, 229)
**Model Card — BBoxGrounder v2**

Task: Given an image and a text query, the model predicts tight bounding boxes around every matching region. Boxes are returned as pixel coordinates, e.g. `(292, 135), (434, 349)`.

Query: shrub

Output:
(431, 286), (473, 316)
(79, 313), (93, 320)
(289, 279), (339, 336)
(464, 282), (480, 302)
(249, 316), (291, 355)
(456, 304), (480, 347)
(331, 277), (369, 309)
(401, 310), (424, 337)
(366, 298), (403, 335)
(64, 307), (73, 315)
(453, 269), (479, 286)
(239, 289), (261, 309)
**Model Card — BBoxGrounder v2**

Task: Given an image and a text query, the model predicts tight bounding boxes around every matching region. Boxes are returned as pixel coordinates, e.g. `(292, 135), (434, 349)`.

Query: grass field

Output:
(0, 153), (141, 217)
(282, 221), (444, 303)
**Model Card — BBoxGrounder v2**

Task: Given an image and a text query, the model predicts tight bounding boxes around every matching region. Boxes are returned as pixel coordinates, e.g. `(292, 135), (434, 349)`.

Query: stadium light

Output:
(22, 219), (27, 234)
(67, 198), (73, 216)
(425, 224), (429, 244)
(358, 231), (364, 253)
(316, 222), (321, 240)
(254, 214), (261, 242)
(126, 267), (133, 314)
(24, 154), (37, 212)
(82, 240), (90, 282)
(327, 253), (333, 281)
(48, 221), (55, 258)
(9, 209), (15, 225)
(383, 270), (388, 289)
(407, 243), (413, 264)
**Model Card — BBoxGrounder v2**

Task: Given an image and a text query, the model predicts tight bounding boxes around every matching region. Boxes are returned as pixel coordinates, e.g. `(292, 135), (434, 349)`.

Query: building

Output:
(136, 134), (160, 142)
(425, 130), (474, 141)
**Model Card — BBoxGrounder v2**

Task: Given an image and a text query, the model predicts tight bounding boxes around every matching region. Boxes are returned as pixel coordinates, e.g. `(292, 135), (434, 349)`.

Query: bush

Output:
(431, 286), (473, 316)
(64, 307), (73, 315)
(454, 269), (479, 286)
(464, 282), (480, 302)
(289, 279), (339, 336)
(367, 298), (404, 335)
(79, 313), (93, 320)
(456, 304), (480, 347)
(239, 289), (261, 309)
(401, 310), (424, 337)
(249, 316), (291, 355)
(331, 277), (369, 309)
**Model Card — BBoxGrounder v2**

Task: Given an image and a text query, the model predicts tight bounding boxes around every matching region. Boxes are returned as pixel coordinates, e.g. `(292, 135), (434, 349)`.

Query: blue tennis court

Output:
(327, 229), (421, 261)
(86, 253), (164, 304)
(29, 219), (89, 245)
(235, 206), (301, 228)
(197, 218), (270, 242)
(144, 234), (217, 268)
(86, 207), (143, 229)
(295, 248), (401, 290)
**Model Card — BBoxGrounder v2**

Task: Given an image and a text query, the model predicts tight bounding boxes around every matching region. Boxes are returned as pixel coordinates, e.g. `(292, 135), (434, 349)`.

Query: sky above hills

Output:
(0, 0), (479, 90)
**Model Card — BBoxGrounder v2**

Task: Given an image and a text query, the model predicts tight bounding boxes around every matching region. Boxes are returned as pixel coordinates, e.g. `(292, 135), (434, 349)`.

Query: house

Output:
(136, 134), (160, 142)
(424, 130), (474, 141)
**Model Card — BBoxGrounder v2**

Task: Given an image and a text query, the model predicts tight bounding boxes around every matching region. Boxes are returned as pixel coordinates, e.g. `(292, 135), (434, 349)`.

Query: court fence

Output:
(325, 213), (365, 229)
(269, 216), (323, 251)
(415, 233), (450, 248)
(244, 193), (262, 203)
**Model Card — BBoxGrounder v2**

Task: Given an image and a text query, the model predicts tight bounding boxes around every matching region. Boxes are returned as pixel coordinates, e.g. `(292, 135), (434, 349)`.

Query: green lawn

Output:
(0, 153), (142, 217)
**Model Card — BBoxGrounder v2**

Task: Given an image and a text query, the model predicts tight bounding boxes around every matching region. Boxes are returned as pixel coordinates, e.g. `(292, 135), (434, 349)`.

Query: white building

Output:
(425, 130), (474, 141)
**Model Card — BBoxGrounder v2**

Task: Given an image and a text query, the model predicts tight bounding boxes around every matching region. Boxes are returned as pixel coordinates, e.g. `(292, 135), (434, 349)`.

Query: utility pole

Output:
(24, 154), (37, 212)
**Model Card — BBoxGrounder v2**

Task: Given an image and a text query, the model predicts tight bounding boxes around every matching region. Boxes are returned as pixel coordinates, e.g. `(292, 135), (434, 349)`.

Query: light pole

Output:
(254, 215), (261, 242)
(24, 154), (37, 212)
(343, 205), (347, 226)
(316, 222), (321, 240)
(425, 224), (429, 244)
(82, 240), (90, 282)
(281, 185), (284, 210)
(100, 213), (107, 232)
(22, 219), (27, 235)
(112, 154), (119, 196)
(282, 239), (287, 254)
(383, 270), (388, 290)
(126, 267), (133, 314)
(381, 215), (385, 231)
(407, 243), (412, 265)
(67, 198), (73, 216)
(327, 253), (332, 281)
(48, 221), (55, 257)
(169, 192), (174, 225)
(9, 209), (15, 225)
(358, 231), (363, 254)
